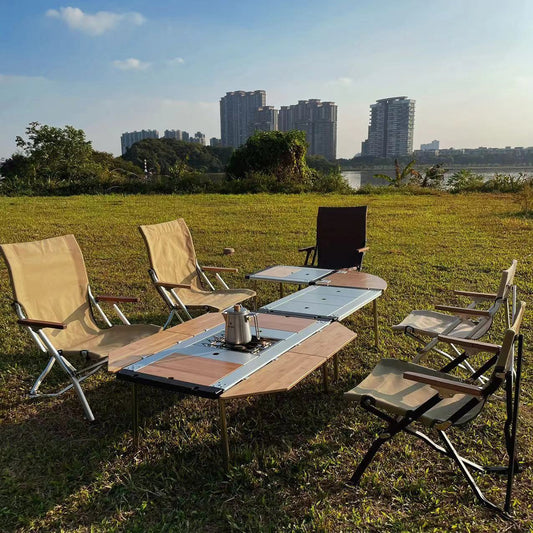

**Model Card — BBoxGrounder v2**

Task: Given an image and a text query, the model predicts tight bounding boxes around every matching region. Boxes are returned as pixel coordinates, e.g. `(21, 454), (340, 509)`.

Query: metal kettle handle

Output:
(250, 312), (260, 340)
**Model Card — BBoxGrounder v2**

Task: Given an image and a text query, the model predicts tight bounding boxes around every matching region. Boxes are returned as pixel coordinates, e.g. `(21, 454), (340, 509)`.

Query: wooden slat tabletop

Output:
(221, 322), (356, 399)
(316, 270), (387, 291)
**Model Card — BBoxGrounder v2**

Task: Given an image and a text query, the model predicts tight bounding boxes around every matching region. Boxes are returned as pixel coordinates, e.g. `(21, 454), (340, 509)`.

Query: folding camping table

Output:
(110, 312), (356, 468)
(109, 268), (386, 468)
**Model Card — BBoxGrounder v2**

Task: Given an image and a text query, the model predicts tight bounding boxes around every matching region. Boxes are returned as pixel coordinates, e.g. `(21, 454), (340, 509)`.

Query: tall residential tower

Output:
(279, 99), (337, 160)
(220, 90), (274, 147)
(361, 96), (415, 158)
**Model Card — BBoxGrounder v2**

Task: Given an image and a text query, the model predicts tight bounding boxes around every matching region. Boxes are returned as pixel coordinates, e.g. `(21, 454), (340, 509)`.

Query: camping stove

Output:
(201, 334), (274, 355)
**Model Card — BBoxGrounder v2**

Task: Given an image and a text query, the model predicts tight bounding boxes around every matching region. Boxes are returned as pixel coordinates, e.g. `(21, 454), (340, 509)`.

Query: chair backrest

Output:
(139, 219), (202, 290)
(0, 235), (100, 347)
(495, 259), (517, 300)
(494, 300), (525, 376)
(315, 206), (367, 269)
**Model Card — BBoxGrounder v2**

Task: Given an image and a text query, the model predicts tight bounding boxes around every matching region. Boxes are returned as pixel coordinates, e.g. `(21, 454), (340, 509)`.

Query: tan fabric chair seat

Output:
(345, 358), (484, 427)
(392, 310), (479, 338)
(61, 323), (161, 360)
(180, 287), (256, 310)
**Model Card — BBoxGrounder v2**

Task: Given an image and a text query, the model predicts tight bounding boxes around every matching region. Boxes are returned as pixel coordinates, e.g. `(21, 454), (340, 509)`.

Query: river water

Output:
(341, 168), (533, 191)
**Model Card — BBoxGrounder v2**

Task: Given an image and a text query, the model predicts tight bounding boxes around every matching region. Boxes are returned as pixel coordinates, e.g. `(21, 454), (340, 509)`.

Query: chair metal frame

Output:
(12, 288), (136, 422)
(396, 261), (517, 382)
(148, 261), (234, 328)
(139, 220), (255, 329)
(349, 303), (525, 518)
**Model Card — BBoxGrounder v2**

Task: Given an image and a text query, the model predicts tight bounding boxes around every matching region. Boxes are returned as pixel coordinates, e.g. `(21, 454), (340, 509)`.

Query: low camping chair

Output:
(1, 234), (161, 421)
(392, 260), (517, 377)
(345, 300), (525, 517)
(298, 206), (369, 270)
(139, 219), (256, 328)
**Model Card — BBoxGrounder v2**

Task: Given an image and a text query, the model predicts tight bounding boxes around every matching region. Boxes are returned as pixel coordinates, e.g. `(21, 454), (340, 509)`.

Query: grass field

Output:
(0, 193), (531, 532)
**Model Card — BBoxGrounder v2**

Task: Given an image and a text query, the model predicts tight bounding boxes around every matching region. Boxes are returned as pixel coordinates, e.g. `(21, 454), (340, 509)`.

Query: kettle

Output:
(222, 304), (260, 346)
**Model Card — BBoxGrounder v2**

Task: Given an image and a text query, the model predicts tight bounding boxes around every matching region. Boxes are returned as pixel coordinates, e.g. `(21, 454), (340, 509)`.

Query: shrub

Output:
(447, 169), (485, 193)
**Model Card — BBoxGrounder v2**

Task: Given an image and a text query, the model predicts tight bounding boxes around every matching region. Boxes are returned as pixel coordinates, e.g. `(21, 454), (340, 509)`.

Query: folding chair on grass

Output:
(139, 219), (256, 328)
(298, 206), (369, 270)
(1, 234), (161, 421)
(393, 260), (517, 377)
(345, 300), (526, 517)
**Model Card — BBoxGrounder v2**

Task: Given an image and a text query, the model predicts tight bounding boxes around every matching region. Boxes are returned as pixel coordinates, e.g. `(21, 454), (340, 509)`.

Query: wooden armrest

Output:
(403, 372), (483, 397)
(201, 266), (239, 273)
(95, 295), (139, 303)
(298, 245), (315, 252)
(18, 318), (66, 330)
(357, 247), (370, 253)
(437, 335), (501, 353)
(434, 305), (491, 317)
(453, 290), (498, 300)
(155, 281), (192, 289)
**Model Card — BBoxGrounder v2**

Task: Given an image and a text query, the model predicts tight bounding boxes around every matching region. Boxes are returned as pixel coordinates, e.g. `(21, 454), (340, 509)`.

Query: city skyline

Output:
(1, 1), (532, 160)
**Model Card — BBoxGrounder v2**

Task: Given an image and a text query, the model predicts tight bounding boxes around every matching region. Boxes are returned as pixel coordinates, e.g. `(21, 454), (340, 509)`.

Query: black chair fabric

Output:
(315, 206), (367, 270)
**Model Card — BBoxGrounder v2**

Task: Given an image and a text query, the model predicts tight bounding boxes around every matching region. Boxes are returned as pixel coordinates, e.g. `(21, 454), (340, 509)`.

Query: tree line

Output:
(0, 123), (349, 195)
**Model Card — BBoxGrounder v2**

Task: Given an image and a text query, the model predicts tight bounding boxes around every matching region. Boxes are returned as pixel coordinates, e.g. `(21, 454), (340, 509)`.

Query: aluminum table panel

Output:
(120, 317), (331, 393)
(259, 285), (382, 321)
(247, 265), (333, 285)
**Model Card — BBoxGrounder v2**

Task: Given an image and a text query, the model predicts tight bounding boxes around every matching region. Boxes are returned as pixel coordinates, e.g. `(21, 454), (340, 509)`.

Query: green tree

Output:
(14, 122), (99, 183)
(374, 159), (421, 187)
(226, 130), (313, 191)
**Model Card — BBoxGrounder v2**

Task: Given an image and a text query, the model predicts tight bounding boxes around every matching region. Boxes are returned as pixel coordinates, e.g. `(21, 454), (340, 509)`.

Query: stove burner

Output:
(201, 335), (273, 355)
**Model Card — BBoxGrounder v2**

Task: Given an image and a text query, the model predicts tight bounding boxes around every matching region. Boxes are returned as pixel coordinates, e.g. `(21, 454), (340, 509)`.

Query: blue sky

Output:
(1, 0), (532, 159)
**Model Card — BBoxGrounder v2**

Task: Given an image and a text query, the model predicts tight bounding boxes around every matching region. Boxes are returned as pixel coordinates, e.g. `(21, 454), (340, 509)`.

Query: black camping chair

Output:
(299, 206), (368, 270)
(345, 300), (526, 518)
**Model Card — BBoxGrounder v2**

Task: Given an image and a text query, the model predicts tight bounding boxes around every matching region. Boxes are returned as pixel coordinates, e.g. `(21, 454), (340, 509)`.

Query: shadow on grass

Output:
(0, 354), (367, 531)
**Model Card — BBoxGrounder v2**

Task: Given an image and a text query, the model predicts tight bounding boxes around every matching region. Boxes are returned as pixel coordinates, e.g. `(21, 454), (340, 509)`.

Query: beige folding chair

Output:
(392, 261), (517, 376)
(139, 219), (256, 327)
(346, 301), (526, 517)
(1, 234), (161, 421)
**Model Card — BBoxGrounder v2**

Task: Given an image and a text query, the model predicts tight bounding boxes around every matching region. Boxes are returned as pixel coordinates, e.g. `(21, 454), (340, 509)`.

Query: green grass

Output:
(0, 193), (531, 532)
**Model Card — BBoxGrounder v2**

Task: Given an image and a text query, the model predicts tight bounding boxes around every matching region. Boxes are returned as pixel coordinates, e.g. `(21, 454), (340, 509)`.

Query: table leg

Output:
(322, 364), (329, 393)
(373, 299), (379, 349)
(333, 353), (339, 381)
(132, 383), (139, 449)
(219, 398), (230, 471)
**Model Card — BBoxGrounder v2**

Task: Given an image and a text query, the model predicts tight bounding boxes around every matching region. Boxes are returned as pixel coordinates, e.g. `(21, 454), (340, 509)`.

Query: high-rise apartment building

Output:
(361, 97), (415, 158)
(220, 90), (268, 147)
(121, 129), (159, 154)
(279, 100), (337, 160)
(253, 106), (278, 133)
(420, 140), (439, 151)
(164, 129), (184, 140)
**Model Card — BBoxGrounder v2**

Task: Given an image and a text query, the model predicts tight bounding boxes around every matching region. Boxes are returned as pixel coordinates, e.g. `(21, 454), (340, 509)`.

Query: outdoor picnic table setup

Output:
(2, 210), (527, 518)
(108, 266), (388, 468)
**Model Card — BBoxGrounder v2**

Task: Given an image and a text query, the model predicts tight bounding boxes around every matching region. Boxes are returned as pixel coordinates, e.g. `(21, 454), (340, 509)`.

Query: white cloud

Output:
(167, 57), (185, 66)
(46, 7), (145, 36)
(328, 77), (354, 87)
(112, 58), (150, 71)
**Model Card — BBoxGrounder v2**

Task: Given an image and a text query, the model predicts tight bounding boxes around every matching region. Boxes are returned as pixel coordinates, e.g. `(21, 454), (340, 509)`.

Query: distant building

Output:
(361, 96), (415, 158)
(279, 99), (337, 160)
(181, 131), (190, 142)
(252, 106), (278, 133)
(164, 129), (184, 140)
(210, 137), (222, 147)
(121, 129), (159, 155)
(191, 132), (206, 145)
(220, 90), (267, 147)
(420, 140), (439, 151)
